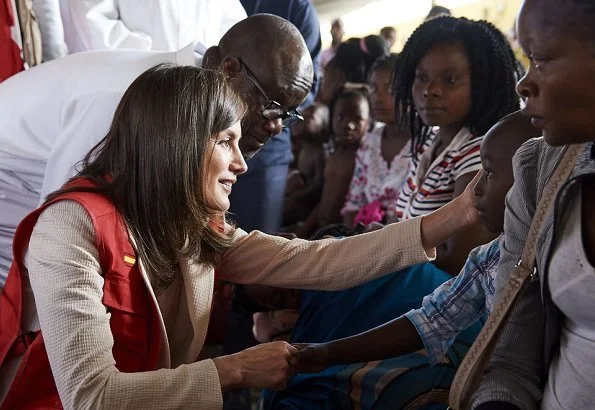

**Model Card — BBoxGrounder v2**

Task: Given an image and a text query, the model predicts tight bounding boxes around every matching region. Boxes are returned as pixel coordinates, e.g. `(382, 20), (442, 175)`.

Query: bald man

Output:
(229, 0), (322, 235)
(0, 14), (313, 286)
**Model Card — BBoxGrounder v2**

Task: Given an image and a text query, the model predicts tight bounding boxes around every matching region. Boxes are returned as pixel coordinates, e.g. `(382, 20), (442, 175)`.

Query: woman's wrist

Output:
(420, 198), (474, 250)
(213, 355), (243, 391)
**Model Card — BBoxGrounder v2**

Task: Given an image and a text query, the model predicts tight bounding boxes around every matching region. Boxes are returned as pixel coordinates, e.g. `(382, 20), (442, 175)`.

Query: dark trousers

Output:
(224, 164), (289, 409)
(229, 164), (289, 233)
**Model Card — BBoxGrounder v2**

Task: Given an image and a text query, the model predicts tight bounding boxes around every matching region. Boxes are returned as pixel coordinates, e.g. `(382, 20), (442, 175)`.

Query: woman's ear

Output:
(221, 57), (242, 79)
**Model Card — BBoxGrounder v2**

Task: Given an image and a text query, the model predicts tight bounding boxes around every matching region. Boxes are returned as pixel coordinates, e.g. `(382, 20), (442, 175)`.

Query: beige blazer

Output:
(1, 201), (433, 410)
(152, 217), (434, 409)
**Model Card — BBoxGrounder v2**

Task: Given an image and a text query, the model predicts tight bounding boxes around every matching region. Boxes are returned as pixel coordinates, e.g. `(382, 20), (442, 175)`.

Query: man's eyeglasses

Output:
(239, 59), (304, 128)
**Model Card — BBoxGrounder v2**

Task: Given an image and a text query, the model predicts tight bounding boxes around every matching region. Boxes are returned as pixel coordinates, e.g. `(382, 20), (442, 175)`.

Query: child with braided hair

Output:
(390, 16), (525, 274)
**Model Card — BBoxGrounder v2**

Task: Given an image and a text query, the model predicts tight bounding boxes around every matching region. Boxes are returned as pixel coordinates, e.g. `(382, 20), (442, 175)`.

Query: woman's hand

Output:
(213, 341), (299, 391)
(458, 170), (482, 227)
(294, 343), (329, 373)
(419, 171), (481, 251)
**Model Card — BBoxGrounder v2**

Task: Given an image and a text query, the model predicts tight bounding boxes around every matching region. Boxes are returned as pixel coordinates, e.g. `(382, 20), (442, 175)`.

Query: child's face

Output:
(515, 0), (595, 146)
(472, 131), (515, 234)
(292, 103), (329, 144)
(412, 41), (472, 131)
(319, 64), (345, 105)
(370, 68), (395, 124)
(332, 95), (370, 146)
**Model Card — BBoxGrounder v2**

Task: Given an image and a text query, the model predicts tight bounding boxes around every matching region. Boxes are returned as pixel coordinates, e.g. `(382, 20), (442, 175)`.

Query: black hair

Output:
(380, 26), (396, 37)
(369, 53), (401, 100)
(392, 17), (524, 156)
(427, 5), (451, 19)
(328, 35), (389, 83)
(371, 53), (399, 73)
(370, 53), (400, 80)
(565, 0), (595, 42)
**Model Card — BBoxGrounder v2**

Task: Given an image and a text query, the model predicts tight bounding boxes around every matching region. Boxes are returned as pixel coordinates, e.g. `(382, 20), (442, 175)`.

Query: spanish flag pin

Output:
(124, 254), (136, 267)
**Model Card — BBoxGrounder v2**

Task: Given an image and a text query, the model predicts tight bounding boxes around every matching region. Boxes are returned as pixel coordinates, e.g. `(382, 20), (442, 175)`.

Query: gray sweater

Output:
(471, 139), (595, 409)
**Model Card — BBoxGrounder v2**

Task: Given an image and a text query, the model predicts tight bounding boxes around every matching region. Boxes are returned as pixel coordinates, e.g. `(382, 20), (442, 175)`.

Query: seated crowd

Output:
(1, 0), (594, 409)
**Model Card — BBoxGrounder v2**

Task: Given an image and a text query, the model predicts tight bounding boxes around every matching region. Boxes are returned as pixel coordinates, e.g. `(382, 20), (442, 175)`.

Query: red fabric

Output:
(203, 216), (232, 345)
(0, 0), (24, 82)
(204, 277), (233, 345)
(0, 180), (161, 409)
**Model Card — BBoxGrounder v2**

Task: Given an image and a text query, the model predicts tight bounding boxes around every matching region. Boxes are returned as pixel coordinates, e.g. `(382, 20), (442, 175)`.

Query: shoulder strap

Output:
(448, 143), (583, 410)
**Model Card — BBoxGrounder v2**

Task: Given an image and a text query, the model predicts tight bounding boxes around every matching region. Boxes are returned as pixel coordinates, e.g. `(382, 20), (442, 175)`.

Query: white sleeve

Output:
(32, 0), (68, 61)
(194, 0), (246, 49)
(215, 0), (246, 41)
(27, 201), (222, 409)
(60, 0), (152, 51)
(39, 91), (122, 202)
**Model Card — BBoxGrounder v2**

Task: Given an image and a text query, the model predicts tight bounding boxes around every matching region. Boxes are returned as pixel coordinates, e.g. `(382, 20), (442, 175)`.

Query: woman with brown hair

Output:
(0, 64), (478, 409)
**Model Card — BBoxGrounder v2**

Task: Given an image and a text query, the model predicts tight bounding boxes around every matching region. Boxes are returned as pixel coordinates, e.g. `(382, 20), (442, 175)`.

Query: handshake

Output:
(213, 341), (330, 391)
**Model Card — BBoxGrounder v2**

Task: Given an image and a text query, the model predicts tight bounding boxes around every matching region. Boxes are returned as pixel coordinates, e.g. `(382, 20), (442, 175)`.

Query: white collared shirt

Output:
(0, 43), (197, 282)
(59, 0), (246, 53)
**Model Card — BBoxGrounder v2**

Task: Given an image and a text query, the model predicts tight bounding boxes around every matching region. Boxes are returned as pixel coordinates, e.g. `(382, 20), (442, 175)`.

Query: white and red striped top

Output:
(395, 127), (483, 221)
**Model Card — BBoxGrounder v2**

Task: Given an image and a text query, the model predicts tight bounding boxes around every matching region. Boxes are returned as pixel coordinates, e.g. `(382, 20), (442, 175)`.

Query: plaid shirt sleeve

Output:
(404, 237), (501, 365)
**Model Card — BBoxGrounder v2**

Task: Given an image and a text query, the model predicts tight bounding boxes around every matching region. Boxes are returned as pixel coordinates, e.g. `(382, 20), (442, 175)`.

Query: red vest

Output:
(0, 0), (24, 82)
(0, 184), (161, 409)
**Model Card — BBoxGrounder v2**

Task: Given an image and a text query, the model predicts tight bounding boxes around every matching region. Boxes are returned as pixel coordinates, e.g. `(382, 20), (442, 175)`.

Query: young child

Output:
(283, 103), (329, 227)
(317, 89), (371, 227)
(388, 16), (524, 275)
(295, 111), (542, 371)
(342, 54), (412, 228)
(297, 88), (371, 237)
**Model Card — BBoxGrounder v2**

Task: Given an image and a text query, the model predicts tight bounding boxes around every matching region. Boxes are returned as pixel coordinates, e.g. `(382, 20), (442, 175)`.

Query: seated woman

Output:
(0, 65), (478, 409)
(260, 16), (524, 410)
(342, 54), (412, 228)
(473, 1), (595, 408)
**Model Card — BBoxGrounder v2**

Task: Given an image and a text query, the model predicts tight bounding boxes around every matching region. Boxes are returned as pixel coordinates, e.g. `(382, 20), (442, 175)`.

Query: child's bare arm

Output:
(343, 211), (357, 228)
(296, 317), (423, 372)
(286, 147), (326, 205)
(317, 153), (356, 227)
(295, 204), (320, 238)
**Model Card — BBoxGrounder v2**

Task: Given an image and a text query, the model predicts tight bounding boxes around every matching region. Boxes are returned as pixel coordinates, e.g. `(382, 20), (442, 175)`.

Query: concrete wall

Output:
(318, 0), (523, 52)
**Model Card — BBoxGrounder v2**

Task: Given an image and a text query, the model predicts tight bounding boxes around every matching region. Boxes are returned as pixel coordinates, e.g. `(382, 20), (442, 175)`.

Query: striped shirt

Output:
(395, 127), (483, 220)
